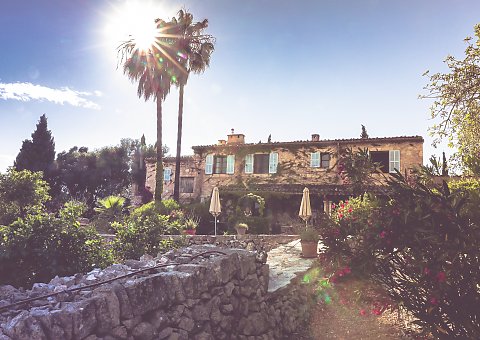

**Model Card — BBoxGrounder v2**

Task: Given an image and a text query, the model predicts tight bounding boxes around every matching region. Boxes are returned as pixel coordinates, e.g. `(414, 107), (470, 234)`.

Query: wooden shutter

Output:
(311, 152), (320, 167)
(269, 152), (278, 174)
(389, 150), (400, 173)
(245, 154), (254, 173)
(226, 155), (235, 174)
(163, 168), (172, 181)
(205, 154), (214, 174)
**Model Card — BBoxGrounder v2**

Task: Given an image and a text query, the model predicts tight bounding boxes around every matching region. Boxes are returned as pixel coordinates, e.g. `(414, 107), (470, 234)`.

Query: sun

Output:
(103, 0), (171, 52)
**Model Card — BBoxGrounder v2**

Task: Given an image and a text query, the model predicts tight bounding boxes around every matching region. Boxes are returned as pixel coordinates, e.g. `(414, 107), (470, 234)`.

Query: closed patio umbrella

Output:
(299, 187), (312, 228)
(209, 187), (221, 236)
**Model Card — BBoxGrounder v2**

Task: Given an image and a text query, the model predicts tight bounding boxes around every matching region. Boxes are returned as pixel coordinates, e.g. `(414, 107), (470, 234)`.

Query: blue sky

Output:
(1, 0), (479, 171)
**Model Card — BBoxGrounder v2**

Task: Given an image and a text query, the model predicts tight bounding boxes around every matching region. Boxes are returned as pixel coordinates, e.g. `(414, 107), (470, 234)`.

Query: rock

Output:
(93, 288), (121, 334)
(110, 325), (128, 339)
(132, 321), (154, 340)
(146, 309), (168, 329)
(122, 316), (142, 330)
(177, 317), (194, 332)
(157, 327), (173, 339)
(3, 311), (47, 340)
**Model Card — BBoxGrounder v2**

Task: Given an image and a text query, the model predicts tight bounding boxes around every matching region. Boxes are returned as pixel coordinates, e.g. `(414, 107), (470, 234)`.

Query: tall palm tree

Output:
(117, 18), (182, 202)
(172, 10), (215, 201)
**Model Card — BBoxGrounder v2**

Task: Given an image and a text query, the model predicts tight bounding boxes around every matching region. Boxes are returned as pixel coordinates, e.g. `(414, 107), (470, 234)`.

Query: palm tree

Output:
(117, 18), (182, 202)
(172, 10), (215, 202)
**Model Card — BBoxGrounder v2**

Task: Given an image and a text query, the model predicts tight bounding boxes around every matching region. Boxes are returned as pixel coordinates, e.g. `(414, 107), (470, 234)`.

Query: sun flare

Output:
(103, 1), (171, 52)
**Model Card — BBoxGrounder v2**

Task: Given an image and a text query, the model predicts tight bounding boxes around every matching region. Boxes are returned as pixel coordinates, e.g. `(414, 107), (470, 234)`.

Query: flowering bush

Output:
(321, 148), (480, 338)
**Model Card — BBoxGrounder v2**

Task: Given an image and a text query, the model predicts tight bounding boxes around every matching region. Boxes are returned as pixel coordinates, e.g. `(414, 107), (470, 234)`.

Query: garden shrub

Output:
(321, 148), (480, 338)
(321, 171), (480, 338)
(0, 169), (50, 225)
(0, 202), (112, 288)
(111, 201), (184, 260)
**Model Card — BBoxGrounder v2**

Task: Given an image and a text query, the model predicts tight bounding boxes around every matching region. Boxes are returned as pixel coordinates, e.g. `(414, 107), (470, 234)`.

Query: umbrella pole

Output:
(214, 217), (217, 236)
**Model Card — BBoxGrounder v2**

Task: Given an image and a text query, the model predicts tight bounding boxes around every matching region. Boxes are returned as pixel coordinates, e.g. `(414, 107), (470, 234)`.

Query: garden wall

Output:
(100, 234), (299, 253)
(0, 245), (314, 340)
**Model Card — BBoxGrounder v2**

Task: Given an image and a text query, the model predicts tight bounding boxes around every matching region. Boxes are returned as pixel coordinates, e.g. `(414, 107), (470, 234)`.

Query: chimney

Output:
(218, 140), (226, 146)
(227, 129), (245, 144)
(311, 134), (320, 142)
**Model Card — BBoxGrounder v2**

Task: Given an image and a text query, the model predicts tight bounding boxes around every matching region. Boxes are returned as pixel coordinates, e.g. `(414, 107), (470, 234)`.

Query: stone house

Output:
(146, 131), (423, 219)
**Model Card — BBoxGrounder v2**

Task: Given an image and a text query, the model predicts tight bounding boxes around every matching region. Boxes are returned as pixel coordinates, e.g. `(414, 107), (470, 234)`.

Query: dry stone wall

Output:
(0, 245), (314, 340)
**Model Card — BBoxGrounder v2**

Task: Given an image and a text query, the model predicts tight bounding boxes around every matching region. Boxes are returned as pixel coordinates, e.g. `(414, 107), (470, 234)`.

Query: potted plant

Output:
(235, 223), (249, 235)
(183, 215), (199, 235)
(300, 228), (319, 258)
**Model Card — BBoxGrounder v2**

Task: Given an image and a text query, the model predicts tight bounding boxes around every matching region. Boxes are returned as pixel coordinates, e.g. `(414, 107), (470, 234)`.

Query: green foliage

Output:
(0, 169), (50, 225)
(335, 147), (388, 195)
(422, 24), (480, 175)
(155, 199), (180, 215)
(320, 154), (480, 338)
(448, 177), (480, 222)
(93, 195), (126, 232)
(0, 203), (112, 288)
(55, 143), (131, 212)
(300, 228), (319, 242)
(14, 114), (56, 184)
(112, 201), (183, 260)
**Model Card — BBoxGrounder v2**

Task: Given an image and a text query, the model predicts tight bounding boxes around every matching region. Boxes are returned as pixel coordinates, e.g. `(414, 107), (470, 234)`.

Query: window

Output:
(163, 168), (172, 181)
(321, 153), (330, 168)
(180, 177), (194, 193)
(214, 155), (227, 174)
(311, 152), (320, 167)
(370, 151), (389, 173)
(389, 150), (400, 173)
(205, 154), (213, 174)
(245, 153), (279, 174)
(254, 154), (269, 174)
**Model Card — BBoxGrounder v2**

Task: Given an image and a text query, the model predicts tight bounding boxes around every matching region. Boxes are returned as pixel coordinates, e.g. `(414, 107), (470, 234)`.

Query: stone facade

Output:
(146, 132), (424, 204)
(0, 246), (314, 340)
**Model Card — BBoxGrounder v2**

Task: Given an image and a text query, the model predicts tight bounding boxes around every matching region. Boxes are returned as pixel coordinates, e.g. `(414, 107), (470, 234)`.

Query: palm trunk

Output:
(154, 95), (163, 202)
(173, 84), (184, 202)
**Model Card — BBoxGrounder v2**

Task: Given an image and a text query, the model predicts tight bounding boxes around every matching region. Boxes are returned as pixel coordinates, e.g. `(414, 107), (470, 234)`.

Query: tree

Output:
(0, 169), (50, 225)
(172, 10), (215, 202)
(360, 124), (369, 138)
(422, 24), (480, 175)
(117, 18), (180, 202)
(14, 114), (56, 185)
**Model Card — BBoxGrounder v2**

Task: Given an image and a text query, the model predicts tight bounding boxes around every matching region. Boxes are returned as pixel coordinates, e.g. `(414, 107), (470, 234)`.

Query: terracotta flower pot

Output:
(301, 241), (318, 258)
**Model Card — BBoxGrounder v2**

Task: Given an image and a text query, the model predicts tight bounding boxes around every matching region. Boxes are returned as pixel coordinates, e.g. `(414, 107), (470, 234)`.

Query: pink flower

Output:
(338, 213), (344, 219)
(436, 271), (446, 282)
(372, 308), (382, 316)
(424, 267), (431, 275)
(379, 231), (387, 238)
(343, 267), (351, 274)
(430, 297), (438, 305)
(348, 208), (353, 213)
(360, 309), (367, 316)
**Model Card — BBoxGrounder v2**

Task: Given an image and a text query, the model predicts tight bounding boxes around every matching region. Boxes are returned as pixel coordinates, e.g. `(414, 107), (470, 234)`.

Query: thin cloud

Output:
(0, 82), (101, 110)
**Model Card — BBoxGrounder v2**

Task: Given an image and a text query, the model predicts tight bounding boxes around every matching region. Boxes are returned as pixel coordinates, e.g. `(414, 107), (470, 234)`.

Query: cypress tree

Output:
(360, 125), (369, 139)
(15, 114), (56, 179)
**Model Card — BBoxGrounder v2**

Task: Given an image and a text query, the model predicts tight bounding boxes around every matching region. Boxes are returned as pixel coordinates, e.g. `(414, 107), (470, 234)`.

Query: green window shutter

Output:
(245, 154), (254, 173)
(311, 152), (320, 167)
(205, 154), (214, 174)
(226, 155), (235, 174)
(163, 168), (172, 181)
(389, 150), (400, 173)
(269, 152), (279, 174)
